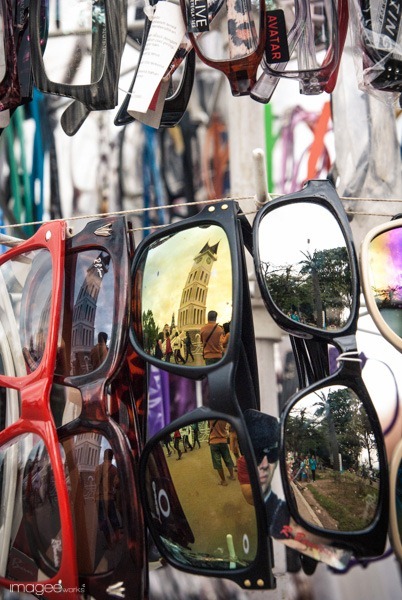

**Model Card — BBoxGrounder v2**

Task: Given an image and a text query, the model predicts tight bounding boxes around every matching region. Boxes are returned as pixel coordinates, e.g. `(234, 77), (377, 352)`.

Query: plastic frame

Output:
(253, 180), (389, 556)
(253, 179), (360, 343)
(180, 0), (266, 96)
(139, 404), (276, 589)
(0, 221), (80, 599)
(279, 354), (389, 557)
(45, 216), (146, 600)
(30, 0), (127, 110)
(0, 0), (21, 111)
(130, 200), (245, 381)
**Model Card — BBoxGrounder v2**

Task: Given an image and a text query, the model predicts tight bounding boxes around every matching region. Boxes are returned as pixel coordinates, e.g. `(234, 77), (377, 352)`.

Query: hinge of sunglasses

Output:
(0, 225), (74, 248)
(335, 350), (362, 364)
(252, 148), (272, 209)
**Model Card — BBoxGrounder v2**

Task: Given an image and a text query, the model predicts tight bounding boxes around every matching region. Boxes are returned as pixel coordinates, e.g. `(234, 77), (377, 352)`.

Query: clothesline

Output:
(0, 194), (400, 235)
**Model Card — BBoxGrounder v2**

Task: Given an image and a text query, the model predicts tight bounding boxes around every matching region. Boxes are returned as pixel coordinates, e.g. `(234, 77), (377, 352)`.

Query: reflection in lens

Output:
(61, 433), (124, 575)
(56, 250), (114, 377)
(368, 227), (402, 337)
(136, 225), (232, 368)
(144, 420), (258, 569)
(258, 203), (352, 331)
(0, 436), (62, 581)
(284, 385), (380, 531)
(0, 249), (52, 375)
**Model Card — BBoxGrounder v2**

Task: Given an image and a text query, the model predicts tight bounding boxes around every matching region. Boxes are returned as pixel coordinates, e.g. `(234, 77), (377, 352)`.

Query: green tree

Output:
(142, 309), (159, 354)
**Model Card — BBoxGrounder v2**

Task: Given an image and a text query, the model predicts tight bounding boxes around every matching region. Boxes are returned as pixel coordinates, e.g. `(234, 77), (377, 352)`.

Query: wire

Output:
(0, 194), (399, 234)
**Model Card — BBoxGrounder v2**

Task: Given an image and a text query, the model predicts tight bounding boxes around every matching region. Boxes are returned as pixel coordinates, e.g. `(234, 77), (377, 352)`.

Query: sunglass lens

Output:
(0, 436), (62, 580)
(0, 249), (52, 375)
(368, 227), (402, 337)
(61, 433), (124, 575)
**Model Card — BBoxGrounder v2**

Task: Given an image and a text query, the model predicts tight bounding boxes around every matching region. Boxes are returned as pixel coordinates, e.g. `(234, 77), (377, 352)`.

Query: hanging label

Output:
(128, 2), (186, 114)
(265, 10), (290, 64)
(128, 78), (170, 128)
(187, 0), (209, 32)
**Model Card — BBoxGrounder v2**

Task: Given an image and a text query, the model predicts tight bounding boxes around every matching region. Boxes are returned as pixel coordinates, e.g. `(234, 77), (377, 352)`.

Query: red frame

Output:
(0, 221), (79, 599)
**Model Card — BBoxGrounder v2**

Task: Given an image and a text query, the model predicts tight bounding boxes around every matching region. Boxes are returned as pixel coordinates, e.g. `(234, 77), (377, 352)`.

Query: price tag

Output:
(128, 2), (186, 114)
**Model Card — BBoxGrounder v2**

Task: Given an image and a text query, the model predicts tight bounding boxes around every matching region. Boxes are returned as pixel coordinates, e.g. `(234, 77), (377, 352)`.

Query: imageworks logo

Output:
(9, 581), (86, 597)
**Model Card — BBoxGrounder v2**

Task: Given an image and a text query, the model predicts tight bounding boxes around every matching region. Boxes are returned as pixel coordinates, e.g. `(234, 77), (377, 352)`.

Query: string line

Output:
(0, 194), (401, 234)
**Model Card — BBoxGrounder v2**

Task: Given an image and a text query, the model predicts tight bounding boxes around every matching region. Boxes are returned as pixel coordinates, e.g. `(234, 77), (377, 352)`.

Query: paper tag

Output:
(128, 2), (186, 114)
(128, 78), (170, 128)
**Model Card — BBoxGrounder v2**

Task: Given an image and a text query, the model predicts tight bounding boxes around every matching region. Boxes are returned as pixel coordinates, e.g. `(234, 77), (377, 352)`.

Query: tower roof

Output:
(199, 241), (219, 256)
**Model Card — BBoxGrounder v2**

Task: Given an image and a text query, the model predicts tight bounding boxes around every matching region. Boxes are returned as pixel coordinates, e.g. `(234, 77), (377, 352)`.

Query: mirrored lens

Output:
(60, 433), (124, 575)
(257, 202), (353, 331)
(0, 436), (63, 581)
(0, 249), (52, 374)
(144, 419), (258, 569)
(186, 0), (261, 61)
(56, 250), (114, 376)
(42, 0), (106, 85)
(284, 385), (380, 531)
(135, 224), (232, 367)
(367, 227), (402, 338)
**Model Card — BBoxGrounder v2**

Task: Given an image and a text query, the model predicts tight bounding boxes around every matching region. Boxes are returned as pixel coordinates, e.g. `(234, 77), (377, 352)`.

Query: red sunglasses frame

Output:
(0, 221), (79, 599)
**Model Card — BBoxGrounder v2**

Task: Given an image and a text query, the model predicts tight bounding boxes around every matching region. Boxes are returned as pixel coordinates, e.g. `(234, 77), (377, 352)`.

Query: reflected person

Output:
(90, 331), (108, 370)
(94, 448), (121, 547)
(209, 419), (236, 486)
(200, 311), (223, 365)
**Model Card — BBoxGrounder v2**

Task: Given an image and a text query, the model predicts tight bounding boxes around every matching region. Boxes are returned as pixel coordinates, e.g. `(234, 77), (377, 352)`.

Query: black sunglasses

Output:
(253, 179), (389, 558)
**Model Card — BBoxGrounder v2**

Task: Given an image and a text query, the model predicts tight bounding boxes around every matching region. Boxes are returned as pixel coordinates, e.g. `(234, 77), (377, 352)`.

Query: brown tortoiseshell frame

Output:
(180, 0), (266, 96)
(0, 0), (21, 111)
(26, 217), (147, 600)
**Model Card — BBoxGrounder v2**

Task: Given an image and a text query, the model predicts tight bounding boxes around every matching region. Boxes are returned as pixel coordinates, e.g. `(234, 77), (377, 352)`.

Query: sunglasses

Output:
(180, 0), (266, 96)
(18, 216), (146, 598)
(253, 179), (389, 558)
(0, 221), (80, 597)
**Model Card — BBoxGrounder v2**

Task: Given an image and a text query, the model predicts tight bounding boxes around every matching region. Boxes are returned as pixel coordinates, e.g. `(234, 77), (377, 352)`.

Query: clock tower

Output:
(177, 241), (219, 331)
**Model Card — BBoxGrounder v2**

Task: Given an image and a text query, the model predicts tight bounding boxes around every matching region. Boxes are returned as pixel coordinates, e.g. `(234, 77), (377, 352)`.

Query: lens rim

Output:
(279, 362), (389, 557)
(253, 179), (360, 342)
(0, 221), (80, 596)
(139, 405), (275, 589)
(130, 201), (243, 379)
(0, 0), (21, 111)
(180, 0), (267, 95)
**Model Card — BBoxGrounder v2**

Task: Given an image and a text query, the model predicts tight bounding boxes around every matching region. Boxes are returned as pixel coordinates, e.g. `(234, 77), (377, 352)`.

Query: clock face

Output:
(206, 257), (211, 264)
(195, 257), (201, 263)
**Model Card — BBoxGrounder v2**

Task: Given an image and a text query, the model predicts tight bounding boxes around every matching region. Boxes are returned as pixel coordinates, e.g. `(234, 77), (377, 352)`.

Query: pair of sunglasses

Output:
(360, 217), (402, 564)
(129, 201), (276, 589)
(0, 221), (80, 598)
(253, 179), (389, 558)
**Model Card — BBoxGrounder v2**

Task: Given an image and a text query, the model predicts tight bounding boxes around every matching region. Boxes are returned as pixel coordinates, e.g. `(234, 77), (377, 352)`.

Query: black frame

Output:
(253, 179), (389, 557)
(139, 404), (276, 589)
(253, 179), (360, 343)
(279, 356), (389, 557)
(130, 200), (245, 380)
(30, 0), (127, 110)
